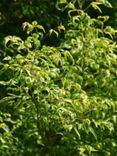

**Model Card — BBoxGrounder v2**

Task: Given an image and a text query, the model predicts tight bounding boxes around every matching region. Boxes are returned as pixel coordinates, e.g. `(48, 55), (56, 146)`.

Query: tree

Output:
(0, 0), (117, 155)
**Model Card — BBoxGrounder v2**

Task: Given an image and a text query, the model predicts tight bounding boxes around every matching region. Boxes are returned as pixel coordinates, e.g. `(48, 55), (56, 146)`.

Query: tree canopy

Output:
(0, 0), (117, 155)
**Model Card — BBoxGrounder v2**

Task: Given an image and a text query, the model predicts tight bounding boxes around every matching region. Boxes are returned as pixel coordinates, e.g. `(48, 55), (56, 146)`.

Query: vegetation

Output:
(0, 0), (117, 155)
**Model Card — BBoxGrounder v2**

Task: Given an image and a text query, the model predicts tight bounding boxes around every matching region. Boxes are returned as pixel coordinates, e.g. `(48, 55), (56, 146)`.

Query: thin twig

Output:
(84, 3), (92, 12)
(77, 0), (81, 9)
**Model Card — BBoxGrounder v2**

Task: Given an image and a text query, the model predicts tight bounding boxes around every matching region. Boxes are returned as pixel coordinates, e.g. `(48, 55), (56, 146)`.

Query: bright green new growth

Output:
(0, 0), (117, 155)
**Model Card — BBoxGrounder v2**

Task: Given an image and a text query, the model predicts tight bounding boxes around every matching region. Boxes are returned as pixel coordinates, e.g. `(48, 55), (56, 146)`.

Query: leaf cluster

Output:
(0, 0), (117, 155)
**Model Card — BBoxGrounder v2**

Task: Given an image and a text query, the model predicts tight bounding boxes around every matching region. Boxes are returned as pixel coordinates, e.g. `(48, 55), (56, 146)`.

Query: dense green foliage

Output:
(0, 0), (117, 37)
(0, 0), (117, 155)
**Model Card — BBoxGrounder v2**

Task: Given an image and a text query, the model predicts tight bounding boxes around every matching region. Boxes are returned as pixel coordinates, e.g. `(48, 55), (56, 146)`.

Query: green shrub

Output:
(0, 0), (117, 155)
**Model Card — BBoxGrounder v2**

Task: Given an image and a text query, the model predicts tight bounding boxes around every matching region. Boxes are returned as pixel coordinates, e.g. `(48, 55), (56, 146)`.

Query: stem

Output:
(84, 3), (91, 12)
(77, 0), (81, 9)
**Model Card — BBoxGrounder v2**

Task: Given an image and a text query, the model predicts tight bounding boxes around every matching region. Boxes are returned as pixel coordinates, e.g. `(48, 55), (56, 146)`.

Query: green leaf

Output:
(91, 2), (102, 13)
(49, 29), (59, 38)
(74, 127), (81, 139)
(89, 127), (97, 140)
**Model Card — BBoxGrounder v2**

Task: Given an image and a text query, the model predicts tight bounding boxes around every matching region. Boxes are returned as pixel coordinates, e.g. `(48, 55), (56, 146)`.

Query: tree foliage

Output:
(0, 0), (117, 155)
